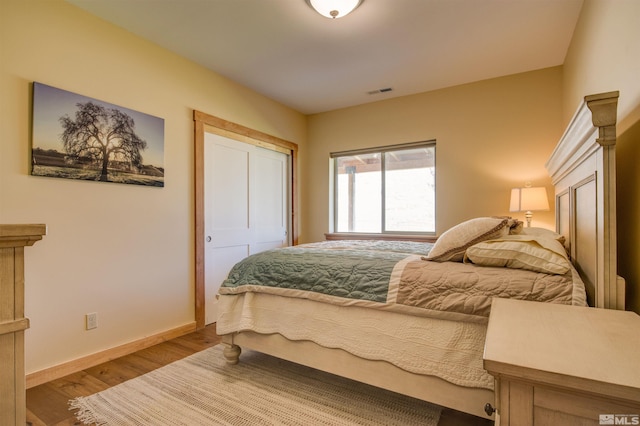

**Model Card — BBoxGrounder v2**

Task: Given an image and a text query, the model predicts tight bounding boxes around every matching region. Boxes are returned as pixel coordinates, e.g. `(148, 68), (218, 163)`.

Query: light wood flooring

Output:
(26, 324), (493, 426)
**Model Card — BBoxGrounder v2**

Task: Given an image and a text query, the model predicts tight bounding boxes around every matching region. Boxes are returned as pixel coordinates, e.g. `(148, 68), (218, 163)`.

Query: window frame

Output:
(330, 140), (436, 237)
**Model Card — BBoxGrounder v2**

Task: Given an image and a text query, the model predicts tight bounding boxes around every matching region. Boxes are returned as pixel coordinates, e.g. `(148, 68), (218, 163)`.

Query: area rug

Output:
(69, 344), (441, 425)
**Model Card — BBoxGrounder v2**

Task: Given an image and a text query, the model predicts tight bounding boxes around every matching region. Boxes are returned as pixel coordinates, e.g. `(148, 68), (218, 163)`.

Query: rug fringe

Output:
(69, 397), (108, 426)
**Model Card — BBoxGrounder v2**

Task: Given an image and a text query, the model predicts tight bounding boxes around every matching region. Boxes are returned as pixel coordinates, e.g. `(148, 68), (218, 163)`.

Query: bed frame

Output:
(220, 91), (623, 420)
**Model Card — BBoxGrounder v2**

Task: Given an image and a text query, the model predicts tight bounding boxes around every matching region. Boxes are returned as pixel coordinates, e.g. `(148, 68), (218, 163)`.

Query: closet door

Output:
(203, 133), (289, 324)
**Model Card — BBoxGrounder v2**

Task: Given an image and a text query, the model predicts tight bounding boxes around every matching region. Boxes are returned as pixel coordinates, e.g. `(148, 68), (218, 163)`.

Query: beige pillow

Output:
(464, 235), (571, 274)
(520, 227), (566, 245)
(426, 217), (511, 262)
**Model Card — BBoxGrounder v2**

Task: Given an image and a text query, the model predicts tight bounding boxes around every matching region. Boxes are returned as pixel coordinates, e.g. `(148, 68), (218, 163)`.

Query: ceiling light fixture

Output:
(306, 0), (364, 19)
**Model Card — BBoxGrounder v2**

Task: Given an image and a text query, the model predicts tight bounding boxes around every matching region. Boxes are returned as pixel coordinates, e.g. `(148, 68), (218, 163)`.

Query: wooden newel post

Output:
(0, 224), (46, 425)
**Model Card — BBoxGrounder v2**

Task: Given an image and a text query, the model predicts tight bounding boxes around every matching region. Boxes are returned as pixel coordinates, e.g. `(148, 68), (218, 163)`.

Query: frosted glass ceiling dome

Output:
(306, 0), (364, 19)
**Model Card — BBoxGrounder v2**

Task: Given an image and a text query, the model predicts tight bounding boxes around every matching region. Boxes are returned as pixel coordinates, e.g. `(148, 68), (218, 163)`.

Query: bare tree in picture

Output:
(60, 102), (148, 182)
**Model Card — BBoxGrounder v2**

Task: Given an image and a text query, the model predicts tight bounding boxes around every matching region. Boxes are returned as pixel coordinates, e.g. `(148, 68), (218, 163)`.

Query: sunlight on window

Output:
(334, 143), (435, 234)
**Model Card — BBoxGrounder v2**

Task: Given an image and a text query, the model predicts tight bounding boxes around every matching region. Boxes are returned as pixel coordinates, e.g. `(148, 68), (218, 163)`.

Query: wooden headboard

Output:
(545, 91), (625, 310)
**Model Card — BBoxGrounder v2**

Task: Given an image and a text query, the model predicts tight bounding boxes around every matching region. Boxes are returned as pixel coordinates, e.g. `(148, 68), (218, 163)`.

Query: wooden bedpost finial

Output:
(586, 91), (619, 146)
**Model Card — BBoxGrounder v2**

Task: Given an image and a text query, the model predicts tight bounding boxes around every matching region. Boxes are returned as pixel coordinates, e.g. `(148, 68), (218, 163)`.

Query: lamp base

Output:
(525, 211), (533, 227)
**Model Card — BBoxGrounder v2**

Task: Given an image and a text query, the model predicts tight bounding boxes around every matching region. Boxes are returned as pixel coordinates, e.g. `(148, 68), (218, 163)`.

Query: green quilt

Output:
(221, 240), (432, 303)
(220, 239), (581, 319)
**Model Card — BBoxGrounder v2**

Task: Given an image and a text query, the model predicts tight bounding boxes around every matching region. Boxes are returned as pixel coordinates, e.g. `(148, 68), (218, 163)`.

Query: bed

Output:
(215, 91), (624, 420)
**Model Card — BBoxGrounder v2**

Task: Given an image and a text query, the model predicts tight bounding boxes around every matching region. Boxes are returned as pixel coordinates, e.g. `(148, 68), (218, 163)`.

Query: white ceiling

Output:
(66, 0), (584, 115)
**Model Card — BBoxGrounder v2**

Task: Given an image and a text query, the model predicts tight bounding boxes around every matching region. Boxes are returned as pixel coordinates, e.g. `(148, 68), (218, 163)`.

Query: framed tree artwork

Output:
(31, 82), (165, 187)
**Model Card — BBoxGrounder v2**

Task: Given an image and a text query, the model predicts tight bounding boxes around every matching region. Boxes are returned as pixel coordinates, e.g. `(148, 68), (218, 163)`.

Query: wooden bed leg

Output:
(223, 344), (241, 365)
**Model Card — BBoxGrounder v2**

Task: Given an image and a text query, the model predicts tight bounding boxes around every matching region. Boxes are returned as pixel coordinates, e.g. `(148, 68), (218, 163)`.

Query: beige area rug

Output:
(70, 344), (442, 425)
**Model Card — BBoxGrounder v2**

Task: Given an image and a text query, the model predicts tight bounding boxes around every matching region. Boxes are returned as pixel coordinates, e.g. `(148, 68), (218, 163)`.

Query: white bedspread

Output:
(217, 292), (493, 390)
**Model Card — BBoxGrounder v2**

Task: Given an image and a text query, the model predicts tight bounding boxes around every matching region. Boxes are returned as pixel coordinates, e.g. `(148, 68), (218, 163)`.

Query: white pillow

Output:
(464, 235), (571, 274)
(520, 227), (566, 245)
(426, 217), (511, 262)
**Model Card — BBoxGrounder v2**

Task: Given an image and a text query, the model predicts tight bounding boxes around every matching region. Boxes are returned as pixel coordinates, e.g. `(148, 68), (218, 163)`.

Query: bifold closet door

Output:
(203, 133), (289, 324)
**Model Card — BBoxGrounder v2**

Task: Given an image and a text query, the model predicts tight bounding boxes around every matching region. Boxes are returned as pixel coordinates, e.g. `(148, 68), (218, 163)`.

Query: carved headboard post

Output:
(586, 93), (621, 310)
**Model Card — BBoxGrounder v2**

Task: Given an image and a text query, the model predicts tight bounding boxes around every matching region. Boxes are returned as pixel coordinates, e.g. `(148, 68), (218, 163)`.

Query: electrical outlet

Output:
(86, 312), (98, 330)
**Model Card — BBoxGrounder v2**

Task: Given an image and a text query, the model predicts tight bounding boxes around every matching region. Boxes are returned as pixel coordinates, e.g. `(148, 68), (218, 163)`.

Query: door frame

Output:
(194, 110), (298, 329)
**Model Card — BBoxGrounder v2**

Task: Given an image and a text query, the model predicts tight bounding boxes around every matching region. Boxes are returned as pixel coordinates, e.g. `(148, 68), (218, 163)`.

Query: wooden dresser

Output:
(0, 224), (46, 426)
(484, 298), (640, 425)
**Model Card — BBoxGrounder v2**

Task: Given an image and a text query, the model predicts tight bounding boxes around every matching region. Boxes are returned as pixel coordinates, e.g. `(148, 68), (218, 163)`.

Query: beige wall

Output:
(304, 68), (563, 243)
(563, 0), (640, 313)
(0, 0), (306, 374)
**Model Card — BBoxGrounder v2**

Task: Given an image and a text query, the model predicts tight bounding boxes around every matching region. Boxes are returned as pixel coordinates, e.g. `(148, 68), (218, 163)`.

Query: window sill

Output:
(324, 232), (438, 243)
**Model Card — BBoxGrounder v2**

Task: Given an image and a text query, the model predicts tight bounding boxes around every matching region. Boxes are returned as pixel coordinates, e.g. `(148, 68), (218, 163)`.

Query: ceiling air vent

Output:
(367, 87), (393, 95)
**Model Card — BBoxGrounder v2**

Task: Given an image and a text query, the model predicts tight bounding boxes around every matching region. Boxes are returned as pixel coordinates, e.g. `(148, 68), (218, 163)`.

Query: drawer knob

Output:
(484, 403), (496, 416)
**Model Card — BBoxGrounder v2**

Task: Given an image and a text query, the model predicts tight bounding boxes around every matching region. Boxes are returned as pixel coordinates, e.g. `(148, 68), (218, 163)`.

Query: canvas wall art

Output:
(31, 82), (165, 187)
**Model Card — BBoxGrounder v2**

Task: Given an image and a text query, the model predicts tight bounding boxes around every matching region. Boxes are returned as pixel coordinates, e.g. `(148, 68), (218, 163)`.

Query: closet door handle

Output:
(206, 236), (212, 242)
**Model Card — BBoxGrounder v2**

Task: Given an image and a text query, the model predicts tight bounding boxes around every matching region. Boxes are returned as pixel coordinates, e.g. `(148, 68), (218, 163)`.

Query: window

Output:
(331, 141), (435, 234)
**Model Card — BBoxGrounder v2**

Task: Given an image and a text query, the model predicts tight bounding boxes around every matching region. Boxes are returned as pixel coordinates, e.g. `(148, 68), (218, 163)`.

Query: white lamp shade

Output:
(307, 0), (363, 18)
(509, 187), (549, 212)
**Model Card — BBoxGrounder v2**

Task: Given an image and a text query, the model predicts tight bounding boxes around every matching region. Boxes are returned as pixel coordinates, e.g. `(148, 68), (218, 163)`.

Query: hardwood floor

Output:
(26, 324), (493, 426)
